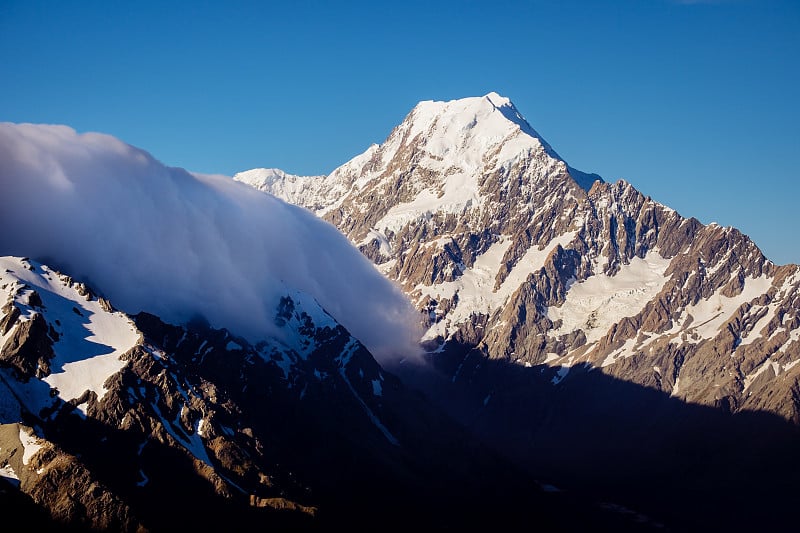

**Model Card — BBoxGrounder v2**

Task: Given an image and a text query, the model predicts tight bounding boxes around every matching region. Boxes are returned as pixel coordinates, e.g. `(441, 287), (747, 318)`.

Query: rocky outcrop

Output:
(0, 423), (144, 532)
(0, 312), (54, 380)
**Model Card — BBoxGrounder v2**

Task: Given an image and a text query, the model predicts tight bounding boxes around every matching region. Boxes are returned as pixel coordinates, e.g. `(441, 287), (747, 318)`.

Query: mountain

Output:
(0, 123), (654, 531)
(237, 91), (800, 421)
(233, 168), (328, 211)
(236, 92), (800, 531)
(3, 91), (799, 530)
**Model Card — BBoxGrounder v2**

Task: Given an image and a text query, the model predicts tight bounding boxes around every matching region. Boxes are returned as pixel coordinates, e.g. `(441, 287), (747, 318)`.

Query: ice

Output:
(548, 252), (672, 344)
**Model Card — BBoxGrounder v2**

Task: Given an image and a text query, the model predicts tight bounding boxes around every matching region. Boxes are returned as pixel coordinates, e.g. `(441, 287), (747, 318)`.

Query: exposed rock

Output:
(0, 312), (55, 379)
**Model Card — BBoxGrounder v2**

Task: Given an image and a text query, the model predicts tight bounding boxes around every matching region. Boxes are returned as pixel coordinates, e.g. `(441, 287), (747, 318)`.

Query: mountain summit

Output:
(235, 92), (599, 219)
(238, 93), (800, 531)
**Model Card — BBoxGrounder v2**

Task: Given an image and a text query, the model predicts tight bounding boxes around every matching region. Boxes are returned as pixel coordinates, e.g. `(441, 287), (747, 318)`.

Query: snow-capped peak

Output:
(395, 92), (599, 190)
(483, 91), (510, 106)
(401, 92), (546, 167)
(301, 92), (589, 229)
(233, 92), (602, 235)
(234, 167), (322, 188)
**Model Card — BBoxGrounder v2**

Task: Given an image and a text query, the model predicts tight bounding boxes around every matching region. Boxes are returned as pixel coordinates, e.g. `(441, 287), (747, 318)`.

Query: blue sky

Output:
(1, 0), (798, 264)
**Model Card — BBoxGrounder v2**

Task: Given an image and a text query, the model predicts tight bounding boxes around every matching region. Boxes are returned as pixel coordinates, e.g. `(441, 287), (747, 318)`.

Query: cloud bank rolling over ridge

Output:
(0, 122), (422, 363)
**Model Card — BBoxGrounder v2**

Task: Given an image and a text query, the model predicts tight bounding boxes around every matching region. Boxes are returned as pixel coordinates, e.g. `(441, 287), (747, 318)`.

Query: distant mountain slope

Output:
(241, 92), (800, 424)
(233, 167), (329, 211)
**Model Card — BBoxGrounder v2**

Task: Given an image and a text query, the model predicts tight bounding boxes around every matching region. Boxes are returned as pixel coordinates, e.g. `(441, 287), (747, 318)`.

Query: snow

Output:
(371, 379), (382, 396)
(273, 289), (340, 358)
(375, 188), (479, 236)
(543, 353), (561, 364)
(601, 338), (637, 368)
(369, 93), (563, 235)
(0, 464), (19, 487)
(739, 301), (781, 347)
(232, 168), (327, 208)
(315, 144), (382, 215)
(0, 257), (139, 411)
(777, 328), (800, 355)
(671, 377), (681, 397)
(19, 427), (42, 465)
(136, 470), (149, 487)
(419, 232), (576, 341)
(74, 402), (89, 418)
(225, 340), (242, 351)
(337, 341), (399, 446)
(551, 364), (571, 385)
(678, 275), (774, 343)
(269, 352), (294, 381)
(548, 252), (672, 344)
(151, 398), (211, 467)
(743, 359), (781, 392)
(360, 229), (393, 257)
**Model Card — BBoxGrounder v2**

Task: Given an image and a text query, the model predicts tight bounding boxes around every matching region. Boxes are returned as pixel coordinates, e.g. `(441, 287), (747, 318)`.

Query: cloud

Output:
(0, 122), (423, 364)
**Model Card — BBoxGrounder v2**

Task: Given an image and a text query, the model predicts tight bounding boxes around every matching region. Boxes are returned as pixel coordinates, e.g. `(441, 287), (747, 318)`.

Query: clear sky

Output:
(1, 0), (798, 264)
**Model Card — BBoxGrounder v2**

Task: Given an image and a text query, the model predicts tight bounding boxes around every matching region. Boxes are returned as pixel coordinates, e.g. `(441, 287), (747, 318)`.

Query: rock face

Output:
(237, 92), (800, 531)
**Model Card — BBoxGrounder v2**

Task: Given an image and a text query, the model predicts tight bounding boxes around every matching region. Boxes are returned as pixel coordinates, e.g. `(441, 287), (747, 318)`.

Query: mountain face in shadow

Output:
(393, 342), (800, 532)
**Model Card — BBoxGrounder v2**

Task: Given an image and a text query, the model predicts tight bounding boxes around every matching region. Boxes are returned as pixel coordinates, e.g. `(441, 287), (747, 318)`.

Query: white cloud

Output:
(0, 122), (422, 364)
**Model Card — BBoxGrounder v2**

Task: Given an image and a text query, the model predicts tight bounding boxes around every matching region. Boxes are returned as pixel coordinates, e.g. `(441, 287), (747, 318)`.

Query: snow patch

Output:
(0, 464), (19, 486)
(680, 275), (774, 343)
(743, 359), (782, 392)
(0, 257), (139, 409)
(601, 338), (637, 368)
(419, 232), (576, 341)
(19, 427), (42, 465)
(548, 252), (672, 344)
